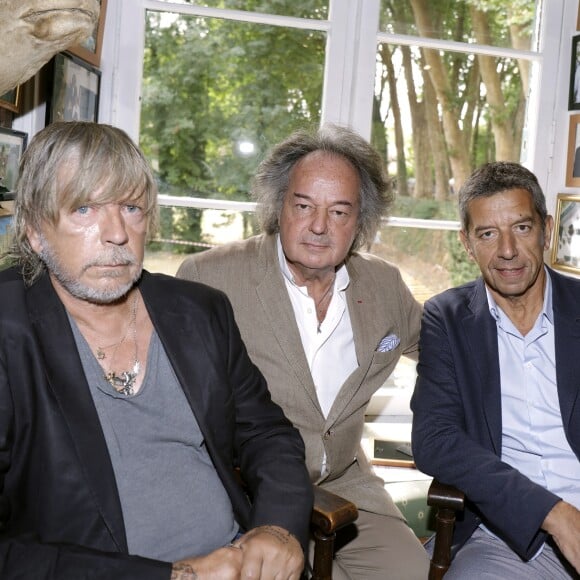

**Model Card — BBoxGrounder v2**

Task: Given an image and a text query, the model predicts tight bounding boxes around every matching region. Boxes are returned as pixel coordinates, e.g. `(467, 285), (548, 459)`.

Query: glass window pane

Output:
(151, 0), (328, 19)
(372, 222), (479, 293)
(379, 0), (538, 51)
(145, 206), (257, 276)
(371, 42), (532, 220)
(144, 206), (478, 299)
(141, 10), (325, 202)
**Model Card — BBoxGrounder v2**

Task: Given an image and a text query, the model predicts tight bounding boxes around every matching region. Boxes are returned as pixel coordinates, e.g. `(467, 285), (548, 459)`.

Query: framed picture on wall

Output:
(552, 194), (580, 275)
(570, 35), (580, 110)
(48, 53), (100, 124)
(0, 127), (27, 194)
(68, 0), (108, 67)
(0, 86), (21, 114)
(566, 114), (580, 186)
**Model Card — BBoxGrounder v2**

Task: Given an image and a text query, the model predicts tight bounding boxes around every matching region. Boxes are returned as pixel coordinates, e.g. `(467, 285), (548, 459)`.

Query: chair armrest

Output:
(427, 479), (465, 580)
(427, 479), (465, 511)
(311, 486), (358, 536)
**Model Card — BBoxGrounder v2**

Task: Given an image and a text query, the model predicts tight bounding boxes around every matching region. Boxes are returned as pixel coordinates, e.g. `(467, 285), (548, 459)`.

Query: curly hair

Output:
(252, 123), (392, 253)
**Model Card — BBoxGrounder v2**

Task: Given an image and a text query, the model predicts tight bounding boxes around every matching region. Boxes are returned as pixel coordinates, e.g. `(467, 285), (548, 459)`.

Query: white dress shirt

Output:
(277, 236), (358, 419)
(482, 271), (580, 554)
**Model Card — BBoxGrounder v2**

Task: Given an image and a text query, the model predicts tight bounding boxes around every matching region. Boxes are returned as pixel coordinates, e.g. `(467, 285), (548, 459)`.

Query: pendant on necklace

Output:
(105, 361), (141, 396)
(96, 347), (106, 360)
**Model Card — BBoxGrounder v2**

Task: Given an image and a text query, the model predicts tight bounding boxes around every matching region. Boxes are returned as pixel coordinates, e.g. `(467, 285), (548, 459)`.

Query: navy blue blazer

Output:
(0, 269), (312, 579)
(411, 267), (580, 561)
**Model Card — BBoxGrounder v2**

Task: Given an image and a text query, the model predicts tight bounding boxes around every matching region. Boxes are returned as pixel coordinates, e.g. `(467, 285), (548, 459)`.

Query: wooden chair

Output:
(235, 468), (358, 580)
(426, 479), (465, 580)
(310, 486), (358, 580)
(311, 478), (466, 580)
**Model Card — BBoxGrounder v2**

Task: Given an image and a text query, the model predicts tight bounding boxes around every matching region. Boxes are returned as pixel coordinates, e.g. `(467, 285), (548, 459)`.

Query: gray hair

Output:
(458, 161), (547, 232)
(252, 124), (392, 252)
(6, 121), (158, 285)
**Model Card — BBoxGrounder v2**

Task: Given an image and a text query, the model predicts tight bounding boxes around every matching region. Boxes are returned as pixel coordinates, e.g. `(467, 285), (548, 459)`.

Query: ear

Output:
(26, 225), (42, 255)
(459, 230), (475, 261)
(543, 215), (554, 251)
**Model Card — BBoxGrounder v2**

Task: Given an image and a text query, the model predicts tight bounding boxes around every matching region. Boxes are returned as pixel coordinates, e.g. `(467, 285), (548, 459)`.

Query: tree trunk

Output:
(400, 45), (430, 199)
(423, 69), (450, 200)
(471, 7), (515, 160)
(382, 45), (409, 197)
(409, 0), (471, 189)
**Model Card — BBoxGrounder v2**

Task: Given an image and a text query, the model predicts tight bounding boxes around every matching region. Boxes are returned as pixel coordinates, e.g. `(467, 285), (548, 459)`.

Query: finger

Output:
(239, 549), (264, 579)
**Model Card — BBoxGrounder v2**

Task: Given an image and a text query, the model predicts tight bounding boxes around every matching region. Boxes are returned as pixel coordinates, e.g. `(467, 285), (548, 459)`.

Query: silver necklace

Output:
(103, 293), (140, 396)
(96, 336), (126, 361)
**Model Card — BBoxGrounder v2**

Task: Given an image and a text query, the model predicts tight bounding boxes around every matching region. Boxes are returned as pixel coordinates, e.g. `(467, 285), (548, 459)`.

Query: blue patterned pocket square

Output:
(376, 334), (400, 352)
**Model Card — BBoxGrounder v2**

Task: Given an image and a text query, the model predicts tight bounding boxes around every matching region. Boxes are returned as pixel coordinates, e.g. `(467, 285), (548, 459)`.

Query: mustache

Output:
(83, 248), (138, 269)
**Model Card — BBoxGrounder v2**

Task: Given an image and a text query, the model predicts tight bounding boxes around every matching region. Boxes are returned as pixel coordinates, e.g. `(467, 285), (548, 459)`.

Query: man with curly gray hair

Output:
(178, 124), (428, 579)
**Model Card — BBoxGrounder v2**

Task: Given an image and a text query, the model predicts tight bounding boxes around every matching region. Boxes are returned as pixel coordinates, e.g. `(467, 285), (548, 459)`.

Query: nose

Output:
(309, 207), (329, 235)
(100, 205), (129, 246)
(497, 231), (517, 259)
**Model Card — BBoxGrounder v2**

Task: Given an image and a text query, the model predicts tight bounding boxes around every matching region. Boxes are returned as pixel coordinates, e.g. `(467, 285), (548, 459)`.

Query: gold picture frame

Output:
(0, 86), (21, 114)
(551, 194), (580, 275)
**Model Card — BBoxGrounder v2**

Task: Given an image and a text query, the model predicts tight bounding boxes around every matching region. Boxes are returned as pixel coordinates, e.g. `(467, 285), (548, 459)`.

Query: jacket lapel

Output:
(139, 274), (214, 435)
(461, 279), (502, 452)
(254, 237), (321, 412)
(550, 270), (580, 449)
(325, 259), (385, 425)
(26, 274), (128, 551)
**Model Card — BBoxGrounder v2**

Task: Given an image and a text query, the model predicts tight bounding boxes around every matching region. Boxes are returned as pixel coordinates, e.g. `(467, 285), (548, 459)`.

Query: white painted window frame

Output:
(15, 0), (565, 230)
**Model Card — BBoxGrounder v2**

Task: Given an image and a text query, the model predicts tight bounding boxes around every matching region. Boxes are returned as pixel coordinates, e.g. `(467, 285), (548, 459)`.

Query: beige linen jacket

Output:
(177, 234), (422, 516)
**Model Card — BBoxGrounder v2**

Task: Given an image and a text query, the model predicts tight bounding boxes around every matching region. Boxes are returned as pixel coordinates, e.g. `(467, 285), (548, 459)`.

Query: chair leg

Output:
(311, 528), (335, 580)
(428, 506), (456, 580)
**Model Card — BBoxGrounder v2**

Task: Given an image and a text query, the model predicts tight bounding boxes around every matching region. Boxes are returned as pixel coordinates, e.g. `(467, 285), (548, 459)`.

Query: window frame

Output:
(13, 0), (563, 233)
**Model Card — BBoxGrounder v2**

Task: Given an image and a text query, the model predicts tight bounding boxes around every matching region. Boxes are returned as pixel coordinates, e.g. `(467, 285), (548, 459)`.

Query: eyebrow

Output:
(472, 216), (535, 235)
(292, 192), (355, 207)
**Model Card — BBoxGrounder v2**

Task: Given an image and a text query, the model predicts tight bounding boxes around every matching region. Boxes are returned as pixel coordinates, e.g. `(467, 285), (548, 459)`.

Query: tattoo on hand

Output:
(258, 525), (291, 544)
(171, 562), (198, 579)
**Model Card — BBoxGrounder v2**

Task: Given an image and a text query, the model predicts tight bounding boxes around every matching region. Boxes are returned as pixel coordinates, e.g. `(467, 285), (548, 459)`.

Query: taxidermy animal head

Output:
(0, 0), (100, 95)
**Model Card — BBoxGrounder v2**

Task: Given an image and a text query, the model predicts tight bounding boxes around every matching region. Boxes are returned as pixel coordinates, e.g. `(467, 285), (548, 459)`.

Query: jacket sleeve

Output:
(410, 296), (560, 560)
(0, 366), (172, 579)
(215, 291), (313, 550)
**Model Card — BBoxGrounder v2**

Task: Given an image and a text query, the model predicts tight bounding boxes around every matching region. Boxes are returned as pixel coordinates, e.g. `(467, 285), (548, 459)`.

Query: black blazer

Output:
(412, 268), (580, 561)
(0, 269), (312, 579)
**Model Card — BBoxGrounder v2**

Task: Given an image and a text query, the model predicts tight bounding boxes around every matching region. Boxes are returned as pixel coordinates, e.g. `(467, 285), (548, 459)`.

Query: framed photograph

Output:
(0, 127), (27, 194)
(0, 86), (21, 114)
(48, 53), (100, 124)
(570, 35), (580, 110)
(551, 194), (580, 274)
(67, 0), (108, 67)
(566, 114), (580, 186)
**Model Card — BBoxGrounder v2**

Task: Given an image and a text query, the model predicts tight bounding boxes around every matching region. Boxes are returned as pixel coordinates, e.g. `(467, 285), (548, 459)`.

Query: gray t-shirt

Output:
(71, 319), (239, 562)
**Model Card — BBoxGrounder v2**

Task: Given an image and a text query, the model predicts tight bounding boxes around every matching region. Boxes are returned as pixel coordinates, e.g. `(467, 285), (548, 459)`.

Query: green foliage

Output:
(139, 0), (536, 286)
(140, 2), (325, 252)
(446, 231), (481, 285)
(389, 196), (480, 286)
